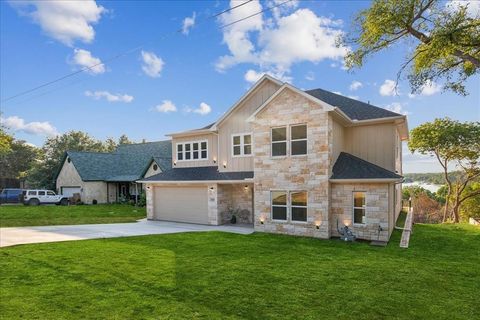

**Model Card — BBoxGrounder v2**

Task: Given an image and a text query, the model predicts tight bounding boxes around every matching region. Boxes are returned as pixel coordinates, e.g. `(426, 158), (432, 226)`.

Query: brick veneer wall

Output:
(330, 183), (391, 242)
(252, 89), (331, 238)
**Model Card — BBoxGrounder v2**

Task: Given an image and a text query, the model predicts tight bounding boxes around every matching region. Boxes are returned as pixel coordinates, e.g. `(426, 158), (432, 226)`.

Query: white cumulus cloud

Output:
(182, 12), (196, 35)
(216, 1), (349, 82)
(85, 91), (133, 103)
(10, 0), (106, 46)
(384, 102), (410, 115)
(1, 115), (58, 137)
(379, 79), (399, 96)
(349, 81), (363, 91)
(185, 102), (212, 115)
(244, 69), (292, 84)
(141, 51), (164, 78)
(155, 100), (177, 113)
(72, 49), (105, 74)
(420, 80), (441, 96)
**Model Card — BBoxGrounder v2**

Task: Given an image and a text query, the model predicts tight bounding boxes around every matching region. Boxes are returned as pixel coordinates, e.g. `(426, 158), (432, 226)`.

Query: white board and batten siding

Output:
(153, 186), (209, 224)
(218, 80), (281, 172)
(172, 133), (218, 168)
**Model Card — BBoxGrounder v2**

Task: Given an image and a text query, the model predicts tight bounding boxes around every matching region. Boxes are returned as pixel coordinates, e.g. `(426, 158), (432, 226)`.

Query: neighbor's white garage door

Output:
(61, 187), (81, 197)
(153, 186), (209, 224)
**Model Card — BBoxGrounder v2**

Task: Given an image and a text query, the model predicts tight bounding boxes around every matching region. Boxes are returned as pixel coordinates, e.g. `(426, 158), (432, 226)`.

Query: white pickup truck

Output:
(23, 190), (69, 206)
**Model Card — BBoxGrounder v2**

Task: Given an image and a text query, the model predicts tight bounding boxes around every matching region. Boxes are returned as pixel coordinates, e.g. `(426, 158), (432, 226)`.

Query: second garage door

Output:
(153, 186), (209, 224)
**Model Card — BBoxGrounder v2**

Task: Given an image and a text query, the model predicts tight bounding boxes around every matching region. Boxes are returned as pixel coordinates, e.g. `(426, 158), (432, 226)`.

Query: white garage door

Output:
(61, 187), (81, 197)
(153, 186), (209, 224)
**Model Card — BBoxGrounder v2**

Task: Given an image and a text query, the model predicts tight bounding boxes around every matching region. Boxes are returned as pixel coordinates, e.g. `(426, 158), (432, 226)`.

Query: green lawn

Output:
(1, 219), (479, 319)
(0, 204), (145, 227)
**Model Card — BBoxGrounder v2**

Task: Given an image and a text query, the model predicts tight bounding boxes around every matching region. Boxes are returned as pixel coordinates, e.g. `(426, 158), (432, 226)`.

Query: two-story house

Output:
(140, 75), (408, 242)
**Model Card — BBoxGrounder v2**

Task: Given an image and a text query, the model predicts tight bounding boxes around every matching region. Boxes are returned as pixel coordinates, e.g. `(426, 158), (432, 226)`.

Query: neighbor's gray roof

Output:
(305, 88), (401, 120)
(141, 166), (253, 182)
(63, 140), (172, 182)
(331, 152), (402, 180)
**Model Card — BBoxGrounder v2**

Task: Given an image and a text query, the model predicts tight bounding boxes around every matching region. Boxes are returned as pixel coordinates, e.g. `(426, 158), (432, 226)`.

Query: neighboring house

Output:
(139, 75), (408, 243)
(55, 141), (171, 204)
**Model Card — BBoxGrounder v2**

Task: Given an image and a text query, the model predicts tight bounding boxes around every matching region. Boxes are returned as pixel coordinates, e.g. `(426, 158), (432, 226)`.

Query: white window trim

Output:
(271, 126), (288, 158)
(290, 124), (308, 157)
(290, 190), (308, 223)
(270, 190), (308, 223)
(176, 140), (208, 162)
(271, 190), (288, 222)
(231, 132), (253, 158)
(352, 191), (367, 226)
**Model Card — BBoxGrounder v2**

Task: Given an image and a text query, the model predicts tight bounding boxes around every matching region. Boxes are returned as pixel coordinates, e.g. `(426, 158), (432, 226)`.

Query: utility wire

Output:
(1, 0), (293, 104)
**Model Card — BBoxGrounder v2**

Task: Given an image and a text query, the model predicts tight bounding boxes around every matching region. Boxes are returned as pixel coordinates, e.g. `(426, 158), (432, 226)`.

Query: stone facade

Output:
(330, 183), (391, 242)
(217, 184), (253, 224)
(207, 184), (219, 225)
(252, 88), (331, 238)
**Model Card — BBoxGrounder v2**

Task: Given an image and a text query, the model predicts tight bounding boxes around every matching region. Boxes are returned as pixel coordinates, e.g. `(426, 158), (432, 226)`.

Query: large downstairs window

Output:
(271, 190), (308, 222)
(353, 191), (366, 224)
(177, 141), (208, 161)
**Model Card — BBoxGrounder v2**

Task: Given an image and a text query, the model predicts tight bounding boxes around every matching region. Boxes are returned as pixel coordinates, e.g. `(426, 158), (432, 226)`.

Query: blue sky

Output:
(1, 0), (479, 173)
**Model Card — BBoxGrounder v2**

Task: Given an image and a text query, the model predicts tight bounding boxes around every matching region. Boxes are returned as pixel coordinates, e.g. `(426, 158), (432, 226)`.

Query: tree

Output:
(409, 118), (480, 222)
(27, 131), (107, 189)
(118, 134), (133, 145)
(459, 181), (480, 220)
(0, 127), (13, 156)
(341, 0), (480, 95)
(0, 140), (39, 179)
(104, 138), (117, 152)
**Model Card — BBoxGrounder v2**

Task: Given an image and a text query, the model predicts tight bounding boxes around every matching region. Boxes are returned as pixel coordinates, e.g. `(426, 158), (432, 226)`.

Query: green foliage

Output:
(0, 139), (39, 179)
(403, 172), (462, 184)
(137, 192), (146, 207)
(118, 134), (133, 145)
(0, 127), (13, 156)
(0, 204), (145, 227)
(342, 0), (480, 95)
(1, 223), (479, 319)
(409, 118), (480, 222)
(460, 182), (480, 219)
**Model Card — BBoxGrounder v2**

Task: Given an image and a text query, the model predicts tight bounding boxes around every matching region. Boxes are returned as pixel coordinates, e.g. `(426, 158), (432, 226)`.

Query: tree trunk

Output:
(452, 194), (461, 223)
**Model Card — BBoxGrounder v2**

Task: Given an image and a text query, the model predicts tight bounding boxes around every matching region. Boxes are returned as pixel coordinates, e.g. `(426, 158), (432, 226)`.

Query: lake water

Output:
(403, 182), (442, 193)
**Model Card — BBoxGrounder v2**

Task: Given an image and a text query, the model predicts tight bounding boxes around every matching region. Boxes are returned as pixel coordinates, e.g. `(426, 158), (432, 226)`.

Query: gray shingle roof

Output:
(305, 88), (402, 120)
(64, 140), (172, 182)
(141, 166), (253, 182)
(331, 152), (402, 180)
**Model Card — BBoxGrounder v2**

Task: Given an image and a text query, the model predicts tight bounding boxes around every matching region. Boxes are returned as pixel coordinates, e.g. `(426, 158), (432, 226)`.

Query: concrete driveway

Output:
(0, 219), (254, 247)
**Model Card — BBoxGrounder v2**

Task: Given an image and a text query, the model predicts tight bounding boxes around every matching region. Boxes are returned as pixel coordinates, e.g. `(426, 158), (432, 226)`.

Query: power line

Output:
(1, 0), (293, 104)
(1, 0), (254, 104)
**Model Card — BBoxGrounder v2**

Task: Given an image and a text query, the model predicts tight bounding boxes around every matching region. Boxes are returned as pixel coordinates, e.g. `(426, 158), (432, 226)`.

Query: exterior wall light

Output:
(209, 186), (214, 190)
(260, 217), (265, 224)
(223, 162), (227, 168)
(173, 161), (177, 166)
(315, 221), (320, 229)
(213, 157), (217, 164)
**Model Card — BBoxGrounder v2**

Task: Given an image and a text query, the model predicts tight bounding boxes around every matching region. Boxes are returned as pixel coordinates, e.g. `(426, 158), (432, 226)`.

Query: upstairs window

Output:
(176, 141), (208, 161)
(291, 125), (307, 155)
(353, 192), (366, 224)
(232, 134), (252, 156)
(271, 127), (287, 156)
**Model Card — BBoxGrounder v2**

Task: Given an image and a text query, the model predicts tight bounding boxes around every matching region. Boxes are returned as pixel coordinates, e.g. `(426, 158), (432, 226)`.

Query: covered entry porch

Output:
(106, 177), (143, 204)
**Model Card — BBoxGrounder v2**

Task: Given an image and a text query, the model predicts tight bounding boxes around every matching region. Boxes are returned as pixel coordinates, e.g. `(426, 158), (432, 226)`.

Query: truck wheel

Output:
(60, 198), (69, 206)
(29, 198), (40, 206)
